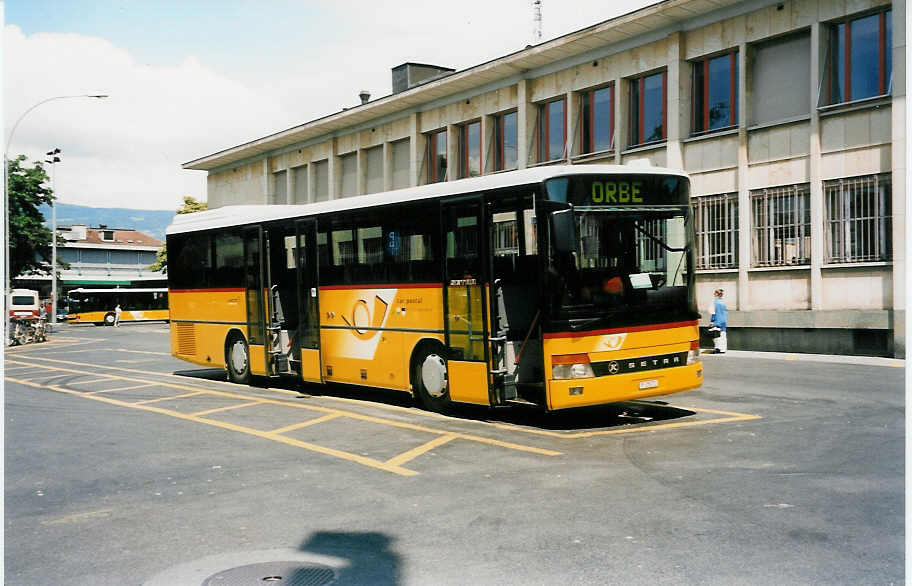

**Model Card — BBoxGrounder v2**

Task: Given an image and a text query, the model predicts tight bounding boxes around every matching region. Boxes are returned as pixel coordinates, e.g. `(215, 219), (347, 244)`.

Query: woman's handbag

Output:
(707, 325), (722, 339)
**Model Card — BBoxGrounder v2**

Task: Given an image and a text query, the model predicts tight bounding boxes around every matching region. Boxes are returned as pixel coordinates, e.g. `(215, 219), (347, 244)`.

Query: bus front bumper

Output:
(547, 363), (702, 411)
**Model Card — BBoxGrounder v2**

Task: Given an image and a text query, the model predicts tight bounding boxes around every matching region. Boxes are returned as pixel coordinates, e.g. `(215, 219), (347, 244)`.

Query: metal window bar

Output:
(750, 184), (810, 267)
(823, 174), (891, 263)
(693, 193), (738, 270)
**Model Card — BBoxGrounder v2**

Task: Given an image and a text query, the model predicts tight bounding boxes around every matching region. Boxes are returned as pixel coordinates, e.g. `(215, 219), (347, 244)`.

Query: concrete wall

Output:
(201, 0), (904, 356)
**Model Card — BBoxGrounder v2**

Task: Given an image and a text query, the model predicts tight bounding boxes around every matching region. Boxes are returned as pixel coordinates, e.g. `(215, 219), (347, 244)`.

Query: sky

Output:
(4, 0), (656, 211)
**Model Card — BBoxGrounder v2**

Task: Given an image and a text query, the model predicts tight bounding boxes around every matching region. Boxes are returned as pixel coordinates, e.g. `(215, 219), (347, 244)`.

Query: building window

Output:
(427, 129), (447, 183)
(292, 165), (308, 203)
(340, 152), (357, 197)
(494, 111), (518, 171)
(391, 139), (410, 189)
(537, 98), (566, 162)
(313, 160), (329, 202)
(459, 120), (482, 178)
(824, 174), (892, 263)
(272, 170), (287, 204)
(630, 71), (666, 146)
(825, 9), (892, 105)
(693, 51), (738, 134)
(751, 184), (810, 267)
(693, 193), (739, 270)
(750, 32), (810, 125)
(101, 230), (114, 242)
(580, 85), (614, 154)
(364, 146), (384, 194)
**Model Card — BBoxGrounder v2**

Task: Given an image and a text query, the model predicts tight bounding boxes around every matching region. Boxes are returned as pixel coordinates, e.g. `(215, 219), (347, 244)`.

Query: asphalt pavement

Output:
(3, 322), (905, 585)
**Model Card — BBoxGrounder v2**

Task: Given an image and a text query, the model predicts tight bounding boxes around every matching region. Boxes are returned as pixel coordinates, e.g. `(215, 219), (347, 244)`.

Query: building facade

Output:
(14, 224), (166, 302)
(184, 0), (905, 357)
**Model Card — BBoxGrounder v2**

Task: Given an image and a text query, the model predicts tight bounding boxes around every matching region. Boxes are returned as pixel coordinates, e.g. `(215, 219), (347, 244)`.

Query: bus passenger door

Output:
(243, 226), (269, 376)
(442, 197), (491, 405)
(295, 219), (322, 383)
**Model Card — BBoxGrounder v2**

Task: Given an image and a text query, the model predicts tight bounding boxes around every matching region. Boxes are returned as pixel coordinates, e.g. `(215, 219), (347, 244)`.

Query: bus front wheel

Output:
(103, 313), (116, 326)
(412, 343), (450, 412)
(226, 334), (251, 385)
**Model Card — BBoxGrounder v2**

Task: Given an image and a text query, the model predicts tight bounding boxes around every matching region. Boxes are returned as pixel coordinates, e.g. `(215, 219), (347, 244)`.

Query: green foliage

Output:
(8, 155), (68, 278)
(147, 196), (207, 273)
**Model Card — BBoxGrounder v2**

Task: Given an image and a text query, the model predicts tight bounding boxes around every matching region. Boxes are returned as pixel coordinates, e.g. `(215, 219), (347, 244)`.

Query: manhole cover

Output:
(202, 561), (336, 586)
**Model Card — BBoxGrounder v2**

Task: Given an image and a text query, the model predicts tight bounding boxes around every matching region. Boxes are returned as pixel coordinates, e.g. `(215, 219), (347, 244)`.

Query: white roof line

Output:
(167, 164), (687, 235)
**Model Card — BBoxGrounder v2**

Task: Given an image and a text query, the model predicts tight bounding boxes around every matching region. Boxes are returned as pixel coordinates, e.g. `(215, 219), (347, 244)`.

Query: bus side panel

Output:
(122, 309), (170, 322)
(299, 349), (322, 383)
(71, 311), (107, 324)
(249, 344), (267, 375)
(319, 286), (443, 393)
(169, 290), (248, 366)
(447, 361), (490, 405)
(544, 323), (701, 410)
(170, 322), (241, 368)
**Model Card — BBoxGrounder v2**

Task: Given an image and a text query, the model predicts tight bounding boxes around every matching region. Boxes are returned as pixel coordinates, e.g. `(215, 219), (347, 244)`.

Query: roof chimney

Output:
(359, 90), (370, 105)
(391, 63), (455, 93)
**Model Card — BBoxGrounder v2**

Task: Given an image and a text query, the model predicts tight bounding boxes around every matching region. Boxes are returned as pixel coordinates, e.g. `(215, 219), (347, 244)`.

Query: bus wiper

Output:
(632, 222), (686, 252)
(569, 317), (602, 331)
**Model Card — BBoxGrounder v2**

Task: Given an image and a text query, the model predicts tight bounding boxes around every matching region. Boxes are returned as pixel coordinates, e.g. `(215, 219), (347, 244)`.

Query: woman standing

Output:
(710, 289), (727, 354)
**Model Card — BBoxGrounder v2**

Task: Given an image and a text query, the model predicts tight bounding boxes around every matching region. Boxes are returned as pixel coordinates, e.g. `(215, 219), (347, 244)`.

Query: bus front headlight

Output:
(552, 354), (594, 379)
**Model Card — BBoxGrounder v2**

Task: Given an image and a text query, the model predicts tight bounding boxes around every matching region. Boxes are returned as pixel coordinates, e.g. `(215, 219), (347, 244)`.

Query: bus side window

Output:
(213, 232), (243, 288)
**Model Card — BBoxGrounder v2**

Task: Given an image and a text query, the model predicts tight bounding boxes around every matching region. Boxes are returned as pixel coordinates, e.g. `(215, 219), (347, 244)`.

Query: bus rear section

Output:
(8, 289), (40, 319)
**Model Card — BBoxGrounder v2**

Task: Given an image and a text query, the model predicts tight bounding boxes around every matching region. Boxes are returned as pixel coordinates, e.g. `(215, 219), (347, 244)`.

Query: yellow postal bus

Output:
(166, 165), (702, 412)
(66, 288), (169, 325)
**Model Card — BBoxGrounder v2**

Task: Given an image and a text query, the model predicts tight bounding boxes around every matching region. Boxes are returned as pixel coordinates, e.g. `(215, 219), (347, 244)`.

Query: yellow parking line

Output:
(269, 414), (342, 434)
(192, 400), (268, 417)
(84, 383), (158, 395)
(385, 434), (458, 468)
(111, 349), (171, 356)
(6, 359), (561, 473)
(75, 378), (117, 385)
(18, 355), (759, 440)
(133, 391), (206, 405)
(5, 375), (419, 477)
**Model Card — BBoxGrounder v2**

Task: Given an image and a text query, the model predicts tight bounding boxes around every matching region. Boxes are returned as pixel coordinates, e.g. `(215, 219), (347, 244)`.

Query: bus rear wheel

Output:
(412, 343), (450, 412)
(226, 334), (251, 385)
(103, 313), (116, 326)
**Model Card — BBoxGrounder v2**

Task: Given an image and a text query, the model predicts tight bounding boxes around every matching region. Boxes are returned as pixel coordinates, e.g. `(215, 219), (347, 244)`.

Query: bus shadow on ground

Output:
(171, 368), (695, 432)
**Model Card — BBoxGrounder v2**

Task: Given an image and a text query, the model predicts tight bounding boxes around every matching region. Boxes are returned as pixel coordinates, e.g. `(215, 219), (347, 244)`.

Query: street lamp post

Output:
(45, 148), (61, 327)
(4, 94), (107, 344)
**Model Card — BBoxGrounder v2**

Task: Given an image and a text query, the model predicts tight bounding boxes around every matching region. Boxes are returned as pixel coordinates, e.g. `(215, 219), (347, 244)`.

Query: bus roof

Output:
(167, 164), (688, 236)
(68, 288), (167, 294)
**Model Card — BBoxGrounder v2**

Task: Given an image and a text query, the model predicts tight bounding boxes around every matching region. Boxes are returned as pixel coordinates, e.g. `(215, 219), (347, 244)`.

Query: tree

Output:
(148, 196), (207, 273)
(8, 155), (68, 278)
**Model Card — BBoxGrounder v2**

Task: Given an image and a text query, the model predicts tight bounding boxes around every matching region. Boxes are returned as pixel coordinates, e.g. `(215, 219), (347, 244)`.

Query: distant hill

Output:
(40, 203), (176, 241)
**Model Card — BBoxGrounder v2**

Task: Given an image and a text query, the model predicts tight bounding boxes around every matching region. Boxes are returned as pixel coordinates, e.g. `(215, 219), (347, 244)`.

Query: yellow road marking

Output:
(84, 383), (158, 395)
(5, 375), (419, 477)
(269, 414), (342, 434)
(6, 360), (559, 474)
(385, 434), (458, 467)
(75, 378), (117, 385)
(133, 391), (207, 404)
(110, 349), (171, 356)
(41, 508), (114, 526)
(13, 354), (760, 441)
(192, 400), (268, 417)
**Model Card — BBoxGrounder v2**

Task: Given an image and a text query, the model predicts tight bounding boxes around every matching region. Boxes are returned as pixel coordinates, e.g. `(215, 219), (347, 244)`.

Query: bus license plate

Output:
(639, 379), (659, 390)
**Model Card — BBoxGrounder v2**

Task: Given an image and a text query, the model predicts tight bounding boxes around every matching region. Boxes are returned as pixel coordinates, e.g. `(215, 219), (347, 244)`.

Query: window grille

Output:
(635, 219), (667, 272)
(751, 184), (810, 267)
(693, 193), (738, 269)
(824, 174), (892, 263)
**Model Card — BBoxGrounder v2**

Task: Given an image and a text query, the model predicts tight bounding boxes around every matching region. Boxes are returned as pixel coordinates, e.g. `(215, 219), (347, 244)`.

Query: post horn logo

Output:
(340, 295), (389, 340)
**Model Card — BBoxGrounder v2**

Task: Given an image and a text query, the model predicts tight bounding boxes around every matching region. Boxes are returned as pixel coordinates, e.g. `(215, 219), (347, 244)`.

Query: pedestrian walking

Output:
(709, 288), (727, 354)
(114, 304), (122, 327)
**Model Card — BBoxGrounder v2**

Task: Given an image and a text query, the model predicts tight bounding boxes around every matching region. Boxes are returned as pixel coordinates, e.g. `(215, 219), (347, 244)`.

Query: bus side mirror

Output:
(550, 209), (576, 254)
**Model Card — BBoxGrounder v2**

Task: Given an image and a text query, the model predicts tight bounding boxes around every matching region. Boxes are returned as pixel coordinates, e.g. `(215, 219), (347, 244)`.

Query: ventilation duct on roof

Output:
(391, 62), (455, 94)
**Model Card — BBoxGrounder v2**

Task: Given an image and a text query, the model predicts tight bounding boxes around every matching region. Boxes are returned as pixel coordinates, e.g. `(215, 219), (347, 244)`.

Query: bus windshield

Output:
(547, 206), (698, 326)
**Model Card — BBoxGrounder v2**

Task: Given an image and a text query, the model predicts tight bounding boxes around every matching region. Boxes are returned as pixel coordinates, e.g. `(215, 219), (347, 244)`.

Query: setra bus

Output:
(166, 164), (702, 412)
(66, 288), (169, 325)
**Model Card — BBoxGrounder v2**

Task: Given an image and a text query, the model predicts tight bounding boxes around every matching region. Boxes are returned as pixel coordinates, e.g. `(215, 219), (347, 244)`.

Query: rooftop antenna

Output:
(532, 0), (542, 44)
